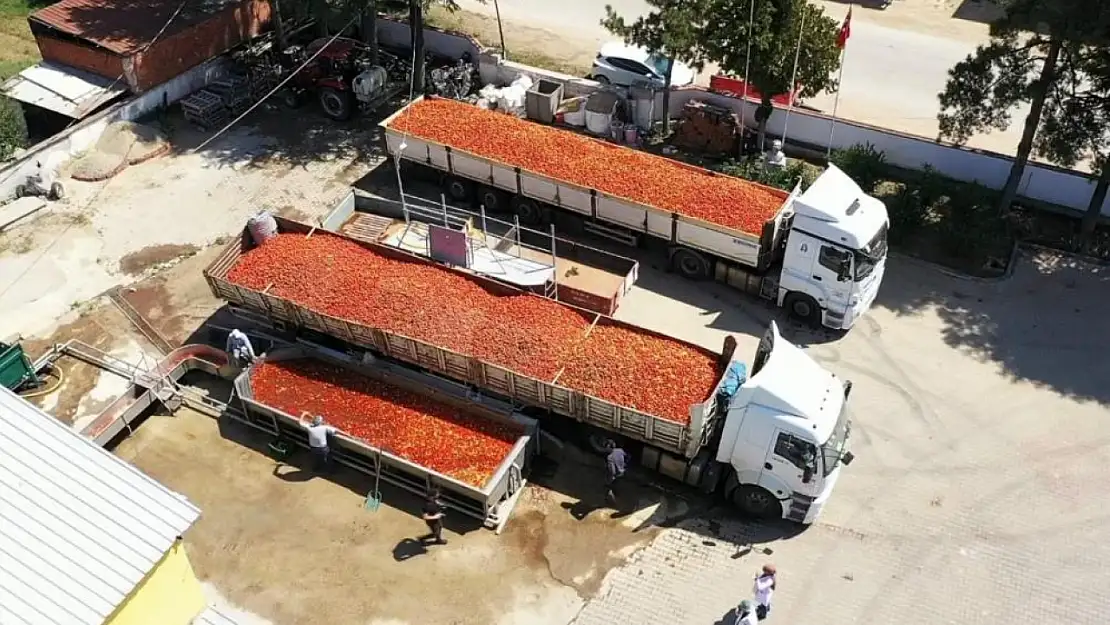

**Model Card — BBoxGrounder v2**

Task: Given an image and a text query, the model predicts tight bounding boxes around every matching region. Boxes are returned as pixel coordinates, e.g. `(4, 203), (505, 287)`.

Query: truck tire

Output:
(478, 187), (507, 213)
(319, 87), (353, 121)
(671, 248), (711, 280)
(784, 292), (821, 327)
(512, 197), (546, 226)
(443, 176), (472, 202)
(281, 89), (304, 109)
(725, 473), (783, 520)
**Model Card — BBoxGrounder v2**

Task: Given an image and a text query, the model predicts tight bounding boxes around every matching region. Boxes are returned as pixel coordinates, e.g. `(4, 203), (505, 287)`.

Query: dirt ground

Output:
(114, 406), (692, 625)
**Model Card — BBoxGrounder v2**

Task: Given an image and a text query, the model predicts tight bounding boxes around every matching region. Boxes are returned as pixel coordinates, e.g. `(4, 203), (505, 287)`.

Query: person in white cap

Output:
(753, 563), (777, 620)
(735, 600), (758, 625)
(225, 329), (256, 369)
(299, 412), (337, 473)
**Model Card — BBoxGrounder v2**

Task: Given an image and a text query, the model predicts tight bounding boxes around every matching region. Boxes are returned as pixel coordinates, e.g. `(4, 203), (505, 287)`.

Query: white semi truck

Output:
(380, 96), (890, 331)
(206, 216), (856, 523)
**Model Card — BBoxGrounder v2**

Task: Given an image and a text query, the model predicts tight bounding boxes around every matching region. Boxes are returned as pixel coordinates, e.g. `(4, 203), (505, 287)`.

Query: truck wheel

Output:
(319, 87), (353, 121)
(443, 176), (472, 202)
(281, 89), (303, 109)
(512, 197), (545, 226)
(671, 248), (711, 280)
(784, 293), (821, 327)
(48, 182), (64, 201)
(733, 485), (783, 520)
(479, 187), (507, 213)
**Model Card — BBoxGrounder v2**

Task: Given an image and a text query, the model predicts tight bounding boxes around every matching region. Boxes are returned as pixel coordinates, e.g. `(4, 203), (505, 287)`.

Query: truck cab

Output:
(777, 164), (889, 330)
(716, 321), (853, 523)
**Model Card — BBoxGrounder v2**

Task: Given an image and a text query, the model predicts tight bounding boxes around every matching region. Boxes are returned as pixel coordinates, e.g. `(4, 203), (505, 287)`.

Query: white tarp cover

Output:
(1, 61), (126, 119)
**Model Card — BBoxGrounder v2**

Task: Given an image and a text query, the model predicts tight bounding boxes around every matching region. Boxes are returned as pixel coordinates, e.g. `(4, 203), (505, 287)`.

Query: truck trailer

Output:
(205, 216), (856, 523)
(380, 96), (890, 331)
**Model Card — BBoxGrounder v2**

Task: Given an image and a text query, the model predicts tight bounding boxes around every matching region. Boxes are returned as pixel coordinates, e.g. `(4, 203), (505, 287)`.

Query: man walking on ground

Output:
(605, 440), (629, 507)
(421, 488), (448, 545)
(753, 563), (777, 620)
(735, 600), (758, 625)
(299, 412), (337, 473)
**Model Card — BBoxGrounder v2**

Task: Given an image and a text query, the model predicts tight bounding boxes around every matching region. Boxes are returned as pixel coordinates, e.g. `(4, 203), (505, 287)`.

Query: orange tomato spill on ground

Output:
(388, 97), (788, 234)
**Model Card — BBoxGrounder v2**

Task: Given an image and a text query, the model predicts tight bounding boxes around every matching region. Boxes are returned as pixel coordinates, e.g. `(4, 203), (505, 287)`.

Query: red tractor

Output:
(280, 37), (398, 121)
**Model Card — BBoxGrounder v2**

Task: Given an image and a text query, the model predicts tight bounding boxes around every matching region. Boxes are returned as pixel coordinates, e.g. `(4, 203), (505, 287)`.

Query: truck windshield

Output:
(821, 404), (851, 477)
(853, 222), (888, 281)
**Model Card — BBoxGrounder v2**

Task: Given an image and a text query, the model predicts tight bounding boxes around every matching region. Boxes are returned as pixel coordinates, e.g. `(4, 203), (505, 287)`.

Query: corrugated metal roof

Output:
(0, 386), (201, 625)
(1, 61), (127, 118)
(30, 0), (246, 55)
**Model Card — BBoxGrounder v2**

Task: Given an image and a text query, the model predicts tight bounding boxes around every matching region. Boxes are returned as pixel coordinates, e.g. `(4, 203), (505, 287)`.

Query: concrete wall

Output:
(103, 539), (206, 625)
(133, 0), (271, 91)
(662, 88), (1110, 218)
(0, 57), (229, 200)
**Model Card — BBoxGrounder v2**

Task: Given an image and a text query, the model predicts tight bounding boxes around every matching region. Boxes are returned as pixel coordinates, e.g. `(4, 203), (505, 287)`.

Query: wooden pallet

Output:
(340, 214), (394, 244)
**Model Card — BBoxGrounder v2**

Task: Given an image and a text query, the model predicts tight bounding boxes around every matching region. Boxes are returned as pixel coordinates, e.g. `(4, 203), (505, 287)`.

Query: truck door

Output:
(763, 429), (820, 497)
(814, 244), (854, 315)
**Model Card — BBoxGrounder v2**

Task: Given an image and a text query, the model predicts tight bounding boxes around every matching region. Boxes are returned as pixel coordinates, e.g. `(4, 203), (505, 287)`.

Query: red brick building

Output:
(29, 0), (272, 93)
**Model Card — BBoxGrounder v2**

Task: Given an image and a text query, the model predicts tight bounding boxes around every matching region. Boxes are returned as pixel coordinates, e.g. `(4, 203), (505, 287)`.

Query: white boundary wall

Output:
(376, 17), (1108, 218)
(0, 57), (230, 200)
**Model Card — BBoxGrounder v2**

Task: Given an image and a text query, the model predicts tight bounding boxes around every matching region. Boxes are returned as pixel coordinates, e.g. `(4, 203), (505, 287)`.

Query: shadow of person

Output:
(272, 463), (314, 482)
(561, 499), (601, 521)
(392, 538), (429, 562)
(713, 606), (739, 625)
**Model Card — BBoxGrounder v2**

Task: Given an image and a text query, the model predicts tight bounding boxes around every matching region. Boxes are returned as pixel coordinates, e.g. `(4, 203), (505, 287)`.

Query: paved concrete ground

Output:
(567, 248), (1110, 624)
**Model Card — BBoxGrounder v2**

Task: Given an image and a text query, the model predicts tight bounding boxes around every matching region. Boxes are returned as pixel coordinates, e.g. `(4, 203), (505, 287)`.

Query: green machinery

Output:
(0, 340), (42, 392)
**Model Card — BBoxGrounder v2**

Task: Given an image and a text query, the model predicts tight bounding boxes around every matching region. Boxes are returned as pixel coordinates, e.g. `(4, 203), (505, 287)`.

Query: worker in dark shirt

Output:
(421, 488), (448, 545)
(605, 440), (629, 507)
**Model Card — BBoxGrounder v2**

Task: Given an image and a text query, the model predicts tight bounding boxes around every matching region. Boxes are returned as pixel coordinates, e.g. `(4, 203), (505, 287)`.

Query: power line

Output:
(190, 11), (367, 153)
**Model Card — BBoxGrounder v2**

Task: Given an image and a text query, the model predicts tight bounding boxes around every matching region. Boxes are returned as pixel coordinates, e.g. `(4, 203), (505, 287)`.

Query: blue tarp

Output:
(718, 362), (748, 399)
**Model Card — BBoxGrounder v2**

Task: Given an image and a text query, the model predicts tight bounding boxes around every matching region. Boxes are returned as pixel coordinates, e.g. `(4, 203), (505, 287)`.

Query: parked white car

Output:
(590, 43), (696, 89)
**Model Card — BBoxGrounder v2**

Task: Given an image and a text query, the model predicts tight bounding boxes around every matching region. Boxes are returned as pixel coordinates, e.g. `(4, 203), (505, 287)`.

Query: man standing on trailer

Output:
(225, 328), (256, 369)
(605, 440), (629, 507)
(299, 412), (337, 473)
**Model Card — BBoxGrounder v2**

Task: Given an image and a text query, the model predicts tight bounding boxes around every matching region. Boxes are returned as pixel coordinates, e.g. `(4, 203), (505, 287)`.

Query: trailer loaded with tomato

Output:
(206, 215), (857, 524)
(381, 96), (891, 331)
(231, 344), (535, 531)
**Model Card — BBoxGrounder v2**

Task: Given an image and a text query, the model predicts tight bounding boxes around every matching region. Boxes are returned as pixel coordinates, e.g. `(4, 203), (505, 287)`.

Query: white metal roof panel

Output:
(0, 386), (201, 625)
(0, 61), (126, 119)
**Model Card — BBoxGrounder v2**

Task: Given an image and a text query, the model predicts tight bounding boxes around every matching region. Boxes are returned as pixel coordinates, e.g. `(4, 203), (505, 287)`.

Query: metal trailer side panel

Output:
(675, 218), (763, 268)
(519, 170), (561, 205)
(595, 194), (648, 230)
(554, 181), (593, 215)
(321, 190), (356, 232)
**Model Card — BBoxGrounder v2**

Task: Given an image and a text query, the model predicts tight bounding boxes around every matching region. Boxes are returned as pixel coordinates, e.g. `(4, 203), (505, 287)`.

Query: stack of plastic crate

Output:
(208, 74), (253, 115)
(181, 90), (229, 129)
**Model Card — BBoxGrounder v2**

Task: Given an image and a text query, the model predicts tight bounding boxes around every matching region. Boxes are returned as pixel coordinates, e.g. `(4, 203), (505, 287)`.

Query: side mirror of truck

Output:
(802, 466), (814, 484)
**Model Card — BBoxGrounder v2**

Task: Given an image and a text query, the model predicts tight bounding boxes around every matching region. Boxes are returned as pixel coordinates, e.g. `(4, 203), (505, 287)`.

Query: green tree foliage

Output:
(600, 0), (709, 134)
(936, 0), (1110, 216)
(1035, 43), (1110, 249)
(0, 98), (27, 162)
(702, 0), (842, 149)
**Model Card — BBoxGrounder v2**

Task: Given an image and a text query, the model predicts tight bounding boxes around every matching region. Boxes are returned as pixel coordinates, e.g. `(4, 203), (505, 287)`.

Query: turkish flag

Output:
(837, 7), (852, 48)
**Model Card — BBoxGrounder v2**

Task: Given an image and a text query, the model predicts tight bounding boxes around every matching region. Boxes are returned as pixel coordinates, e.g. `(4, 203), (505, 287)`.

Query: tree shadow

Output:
(951, 0), (1005, 24)
(153, 97), (393, 176)
(874, 247), (1110, 405)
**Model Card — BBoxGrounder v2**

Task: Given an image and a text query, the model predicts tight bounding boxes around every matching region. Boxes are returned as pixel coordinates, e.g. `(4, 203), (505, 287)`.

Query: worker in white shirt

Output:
(225, 329), (256, 369)
(753, 563), (777, 620)
(299, 412), (338, 473)
(734, 600), (758, 625)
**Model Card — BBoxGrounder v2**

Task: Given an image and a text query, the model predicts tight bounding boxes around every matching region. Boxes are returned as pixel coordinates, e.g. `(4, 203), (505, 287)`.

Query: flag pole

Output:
(827, 6), (851, 160)
(740, 0), (756, 144)
(826, 50), (847, 160)
(780, 5), (807, 147)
